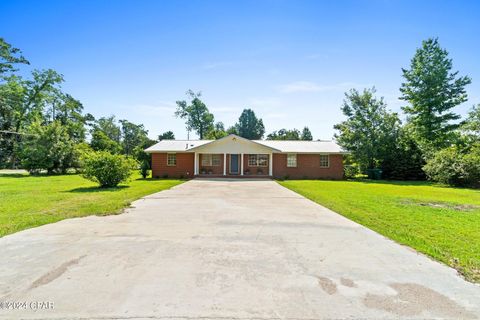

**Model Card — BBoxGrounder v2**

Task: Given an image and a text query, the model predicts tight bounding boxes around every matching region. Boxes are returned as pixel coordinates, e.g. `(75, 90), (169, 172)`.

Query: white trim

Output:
(269, 153), (273, 176)
(240, 153), (244, 175)
(287, 153), (297, 167)
(223, 153), (226, 176)
(167, 153), (177, 166)
(320, 154), (330, 168)
(194, 152), (198, 174)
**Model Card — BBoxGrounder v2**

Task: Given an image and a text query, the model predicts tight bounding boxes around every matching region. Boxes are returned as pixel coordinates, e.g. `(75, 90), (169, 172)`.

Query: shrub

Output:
(82, 151), (137, 187)
(344, 164), (359, 179)
(139, 160), (150, 179)
(423, 145), (480, 187)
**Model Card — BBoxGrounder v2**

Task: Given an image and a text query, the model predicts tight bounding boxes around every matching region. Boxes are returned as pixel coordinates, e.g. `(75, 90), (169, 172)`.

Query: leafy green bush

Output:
(82, 151), (137, 187)
(139, 160), (151, 179)
(423, 145), (480, 187)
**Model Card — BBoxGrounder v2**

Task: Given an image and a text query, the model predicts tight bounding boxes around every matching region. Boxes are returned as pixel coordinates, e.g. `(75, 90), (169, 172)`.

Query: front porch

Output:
(194, 153), (273, 177)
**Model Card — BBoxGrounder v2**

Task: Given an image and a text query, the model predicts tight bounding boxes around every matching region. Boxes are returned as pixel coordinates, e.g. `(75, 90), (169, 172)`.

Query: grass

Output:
(0, 172), (183, 237)
(278, 179), (480, 283)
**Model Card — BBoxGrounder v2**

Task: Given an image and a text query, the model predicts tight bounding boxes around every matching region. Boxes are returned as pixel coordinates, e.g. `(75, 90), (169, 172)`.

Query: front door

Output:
(230, 154), (239, 174)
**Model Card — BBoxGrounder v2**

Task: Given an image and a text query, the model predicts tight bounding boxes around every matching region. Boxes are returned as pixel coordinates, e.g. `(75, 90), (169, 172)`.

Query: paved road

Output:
(0, 179), (479, 319)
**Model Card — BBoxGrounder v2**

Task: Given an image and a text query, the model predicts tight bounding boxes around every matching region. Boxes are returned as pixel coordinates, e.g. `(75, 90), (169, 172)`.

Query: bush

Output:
(82, 151), (137, 187)
(344, 164), (359, 179)
(139, 160), (150, 179)
(423, 145), (480, 187)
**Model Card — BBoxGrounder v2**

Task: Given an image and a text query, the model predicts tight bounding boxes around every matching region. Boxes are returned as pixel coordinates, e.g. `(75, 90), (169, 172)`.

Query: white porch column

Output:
(223, 153), (226, 176)
(269, 153), (273, 176)
(240, 153), (244, 175)
(194, 152), (198, 175)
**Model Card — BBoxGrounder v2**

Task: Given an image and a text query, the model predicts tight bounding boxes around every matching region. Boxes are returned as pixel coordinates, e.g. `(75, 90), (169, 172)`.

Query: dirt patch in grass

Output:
(401, 199), (479, 212)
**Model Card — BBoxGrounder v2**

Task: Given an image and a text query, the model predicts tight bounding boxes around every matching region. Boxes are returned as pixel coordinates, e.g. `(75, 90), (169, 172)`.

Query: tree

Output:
(267, 128), (301, 140)
(0, 69), (64, 167)
(51, 94), (89, 143)
(234, 109), (265, 139)
(400, 38), (471, 154)
(301, 127), (313, 140)
(175, 90), (214, 139)
(334, 88), (401, 172)
(0, 38), (29, 76)
(460, 104), (480, 143)
(18, 121), (75, 174)
(120, 120), (149, 156)
(158, 131), (175, 140)
(93, 116), (121, 143)
(90, 129), (122, 154)
(205, 122), (228, 139)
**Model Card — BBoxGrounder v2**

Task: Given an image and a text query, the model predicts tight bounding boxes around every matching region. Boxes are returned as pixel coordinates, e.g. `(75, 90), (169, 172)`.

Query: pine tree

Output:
(400, 38), (471, 154)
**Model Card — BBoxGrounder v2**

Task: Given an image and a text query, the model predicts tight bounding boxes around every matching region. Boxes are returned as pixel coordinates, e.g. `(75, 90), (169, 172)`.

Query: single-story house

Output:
(145, 134), (347, 179)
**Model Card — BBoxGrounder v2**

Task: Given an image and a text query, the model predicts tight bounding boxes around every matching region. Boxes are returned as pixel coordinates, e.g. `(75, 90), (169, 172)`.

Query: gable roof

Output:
(187, 134), (281, 152)
(145, 134), (346, 154)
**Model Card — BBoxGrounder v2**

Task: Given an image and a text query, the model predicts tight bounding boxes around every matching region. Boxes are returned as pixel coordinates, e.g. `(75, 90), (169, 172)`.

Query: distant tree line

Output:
(0, 37), (164, 177)
(174, 90), (313, 141)
(334, 38), (479, 187)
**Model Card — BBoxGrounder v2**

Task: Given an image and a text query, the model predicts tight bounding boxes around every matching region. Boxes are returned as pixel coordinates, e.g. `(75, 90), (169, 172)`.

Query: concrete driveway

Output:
(0, 179), (479, 319)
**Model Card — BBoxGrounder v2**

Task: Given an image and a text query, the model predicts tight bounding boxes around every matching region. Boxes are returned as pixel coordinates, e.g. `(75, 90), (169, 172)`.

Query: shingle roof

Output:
(253, 140), (345, 153)
(145, 135), (346, 153)
(145, 140), (212, 152)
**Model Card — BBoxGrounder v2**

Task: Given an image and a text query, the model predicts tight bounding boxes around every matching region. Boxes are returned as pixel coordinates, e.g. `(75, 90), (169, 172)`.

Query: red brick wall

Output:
(199, 154), (224, 175)
(151, 153), (194, 178)
(273, 154), (343, 179)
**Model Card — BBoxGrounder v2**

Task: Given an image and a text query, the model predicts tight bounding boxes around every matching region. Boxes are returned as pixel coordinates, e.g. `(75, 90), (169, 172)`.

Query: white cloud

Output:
(278, 81), (368, 93)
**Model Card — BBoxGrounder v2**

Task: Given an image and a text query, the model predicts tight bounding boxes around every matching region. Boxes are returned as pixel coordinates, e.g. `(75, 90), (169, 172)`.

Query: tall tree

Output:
(120, 119), (149, 156)
(267, 128), (301, 140)
(93, 116), (121, 143)
(175, 90), (214, 139)
(235, 109), (265, 139)
(205, 122), (228, 139)
(400, 38), (471, 154)
(301, 127), (313, 140)
(0, 69), (64, 167)
(0, 38), (29, 76)
(18, 120), (75, 174)
(158, 131), (175, 140)
(461, 104), (480, 143)
(334, 88), (401, 171)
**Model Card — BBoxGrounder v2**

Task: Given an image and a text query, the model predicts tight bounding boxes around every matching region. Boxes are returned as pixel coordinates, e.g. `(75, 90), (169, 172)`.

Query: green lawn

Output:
(0, 173), (183, 237)
(278, 179), (480, 283)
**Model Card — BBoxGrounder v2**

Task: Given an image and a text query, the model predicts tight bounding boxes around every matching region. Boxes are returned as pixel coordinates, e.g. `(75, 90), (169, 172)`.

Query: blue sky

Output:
(1, 0), (479, 140)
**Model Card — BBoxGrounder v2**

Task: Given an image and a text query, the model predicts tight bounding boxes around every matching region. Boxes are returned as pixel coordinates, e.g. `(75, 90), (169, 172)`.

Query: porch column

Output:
(223, 153), (226, 176)
(240, 153), (244, 175)
(194, 152), (198, 175)
(269, 153), (273, 176)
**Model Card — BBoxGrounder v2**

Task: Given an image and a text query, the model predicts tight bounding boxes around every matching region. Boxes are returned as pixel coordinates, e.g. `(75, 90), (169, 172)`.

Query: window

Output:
(201, 154), (221, 166)
(248, 154), (268, 167)
(167, 153), (176, 166)
(287, 154), (297, 167)
(320, 155), (329, 168)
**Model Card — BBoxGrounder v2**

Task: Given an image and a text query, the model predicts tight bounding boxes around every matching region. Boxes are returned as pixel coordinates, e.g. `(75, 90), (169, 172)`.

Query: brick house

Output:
(145, 134), (346, 179)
